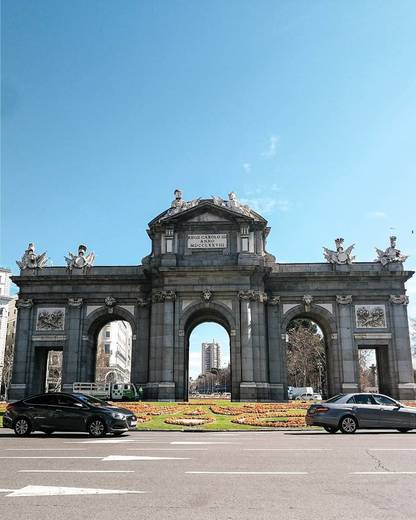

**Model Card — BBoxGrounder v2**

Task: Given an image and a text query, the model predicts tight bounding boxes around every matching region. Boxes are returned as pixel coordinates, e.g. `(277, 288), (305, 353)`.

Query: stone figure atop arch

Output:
(17, 243), (48, 270)
(65, 244), (95, 272)
(323, 238), (355, 265)
(375, 236), (408, 266)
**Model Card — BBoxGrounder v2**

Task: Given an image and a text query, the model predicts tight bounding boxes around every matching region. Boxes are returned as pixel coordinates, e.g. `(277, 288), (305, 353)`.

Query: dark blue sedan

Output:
(3, 392), (138, 437)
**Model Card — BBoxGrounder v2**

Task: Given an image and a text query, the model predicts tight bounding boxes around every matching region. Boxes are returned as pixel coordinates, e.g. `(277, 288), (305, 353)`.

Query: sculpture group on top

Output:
(17, 243), (48, 270)
(65, 245), (95, 272)
(15, 193), (409, 270)
(323, 238), (355, 265)
(163, 189), (258, 220)
(375, 236), (408, 266)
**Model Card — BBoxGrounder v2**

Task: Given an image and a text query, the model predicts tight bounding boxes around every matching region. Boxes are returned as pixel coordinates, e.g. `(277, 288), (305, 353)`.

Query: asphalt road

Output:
(1, 429), (416, 520)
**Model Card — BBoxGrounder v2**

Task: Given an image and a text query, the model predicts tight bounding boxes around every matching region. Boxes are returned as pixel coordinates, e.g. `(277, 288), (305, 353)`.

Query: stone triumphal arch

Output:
(10, 191), (416, 401)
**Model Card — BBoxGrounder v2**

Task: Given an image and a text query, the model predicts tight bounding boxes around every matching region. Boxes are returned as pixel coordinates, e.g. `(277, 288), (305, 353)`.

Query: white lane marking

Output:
(0, 456), (101, 459)
(352, 472), (416, 475)
(19, 470), (135, 474)
(126, 448), (208, 451)
(103, 455), (190, 461)
(244, 448), (332, 451)
(186, 471), (308, 475)
(5, 448), (87, 451)
(3, 485), (146, 497)
(66, 440), (169, 444)
(171, 441), (236, 445)
(0, 489), (15, 493)
(368, 449), (416, 451)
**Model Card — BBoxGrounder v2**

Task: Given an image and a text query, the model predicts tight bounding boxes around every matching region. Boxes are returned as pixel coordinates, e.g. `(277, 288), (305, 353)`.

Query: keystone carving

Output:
(390, 294), (409, 305)
(336, 295), (352, 305)
(201, 289), (212, 302)
(104, 296), (116, 313)
(303, 294), (313, 311)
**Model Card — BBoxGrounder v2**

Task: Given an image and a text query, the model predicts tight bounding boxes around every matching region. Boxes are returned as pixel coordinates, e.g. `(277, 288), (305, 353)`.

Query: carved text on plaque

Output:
(187, 234), (227, 249)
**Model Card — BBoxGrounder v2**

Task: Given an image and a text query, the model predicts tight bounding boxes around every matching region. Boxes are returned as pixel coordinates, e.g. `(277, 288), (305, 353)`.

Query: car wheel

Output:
(88, 418), (106, 437)
(323, 426), (338, 434)
(397, 428), (412, 433)
(339, 415), (358, 434)
(14, 417), (32, 436)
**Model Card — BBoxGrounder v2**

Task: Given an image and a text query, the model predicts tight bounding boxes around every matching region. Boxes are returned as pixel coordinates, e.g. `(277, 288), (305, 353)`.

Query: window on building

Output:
(105, 331), (111, 338)
(104, 343), (111, 354)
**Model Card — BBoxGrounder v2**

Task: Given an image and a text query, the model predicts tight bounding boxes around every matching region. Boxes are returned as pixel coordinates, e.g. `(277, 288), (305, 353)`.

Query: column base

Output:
(146, 382), (176, 401)
(8, 383), (27, 401)
(239, 382), (286, 402)
(397, 383), (416, 400)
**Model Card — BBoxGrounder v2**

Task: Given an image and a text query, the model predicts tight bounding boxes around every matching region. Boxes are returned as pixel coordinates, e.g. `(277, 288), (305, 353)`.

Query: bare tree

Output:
(287, 319), (326, 394)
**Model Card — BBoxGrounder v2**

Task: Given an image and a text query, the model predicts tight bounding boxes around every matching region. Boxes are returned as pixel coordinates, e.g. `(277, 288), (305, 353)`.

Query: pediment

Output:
(149, 199), (266, 228)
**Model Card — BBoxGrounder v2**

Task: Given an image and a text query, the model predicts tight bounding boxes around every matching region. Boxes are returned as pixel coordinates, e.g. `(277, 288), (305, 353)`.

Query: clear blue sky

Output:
(2, 1), (416, 353)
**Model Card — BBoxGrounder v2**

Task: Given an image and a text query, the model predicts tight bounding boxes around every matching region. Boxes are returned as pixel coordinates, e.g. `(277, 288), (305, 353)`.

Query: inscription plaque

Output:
(187, 234), (227, 249)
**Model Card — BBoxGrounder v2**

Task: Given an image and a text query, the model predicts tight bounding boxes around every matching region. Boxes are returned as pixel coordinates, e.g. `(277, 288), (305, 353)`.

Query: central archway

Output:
(179, 302), (240, 401)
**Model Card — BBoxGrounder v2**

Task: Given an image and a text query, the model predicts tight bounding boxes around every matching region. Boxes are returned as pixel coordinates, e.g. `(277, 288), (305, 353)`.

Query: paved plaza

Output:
(1, 429), (416, 519)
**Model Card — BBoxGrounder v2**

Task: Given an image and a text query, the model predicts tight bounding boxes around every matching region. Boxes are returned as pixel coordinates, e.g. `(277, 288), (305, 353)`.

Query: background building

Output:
(201, 341), (221, 375)
(95, 321), (132, 383)
(0, 268), (13, 396)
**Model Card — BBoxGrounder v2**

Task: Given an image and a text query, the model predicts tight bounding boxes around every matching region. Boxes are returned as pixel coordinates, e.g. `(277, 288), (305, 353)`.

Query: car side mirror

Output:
(394, 403), (402, 409)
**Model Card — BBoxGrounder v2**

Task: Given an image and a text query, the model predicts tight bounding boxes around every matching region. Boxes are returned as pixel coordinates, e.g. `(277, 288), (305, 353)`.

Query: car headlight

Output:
(111, 412), (126, 420)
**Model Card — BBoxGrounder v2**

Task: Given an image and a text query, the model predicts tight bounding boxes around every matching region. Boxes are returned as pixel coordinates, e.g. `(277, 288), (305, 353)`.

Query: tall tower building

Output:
(201, 341), (221, 374)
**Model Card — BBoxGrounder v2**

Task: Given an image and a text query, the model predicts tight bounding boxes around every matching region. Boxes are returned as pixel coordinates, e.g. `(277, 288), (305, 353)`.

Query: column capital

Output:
(336, 295), (352, 304)
(390, 294), (409, 305)
(16, 298), (33, 309)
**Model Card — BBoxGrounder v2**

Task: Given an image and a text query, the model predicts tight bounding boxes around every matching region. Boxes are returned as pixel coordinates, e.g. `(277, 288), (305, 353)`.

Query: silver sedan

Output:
(306, 393), (416, 433)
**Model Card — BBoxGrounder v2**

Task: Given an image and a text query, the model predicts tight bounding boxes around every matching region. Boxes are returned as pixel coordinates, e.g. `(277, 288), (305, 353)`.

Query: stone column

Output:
(132, 299), (150, 386)
(267, 297), (284, 400)
(148, 290), (176, 400)
(161, 294), (175, 383)
(239, 292), (255, 400)
(9, 299), (34, 400)
(390, 295), (416, 399)
(62, 298), (83, 393)
(336, 295), (359, 394)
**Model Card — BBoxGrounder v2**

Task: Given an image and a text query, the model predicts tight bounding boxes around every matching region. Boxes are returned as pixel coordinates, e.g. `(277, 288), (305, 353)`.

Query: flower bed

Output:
(232, 415), (306, 428)
(183, 408), (207, 416)
(164, 416), (215, 426)
(210, 403), (309, 415)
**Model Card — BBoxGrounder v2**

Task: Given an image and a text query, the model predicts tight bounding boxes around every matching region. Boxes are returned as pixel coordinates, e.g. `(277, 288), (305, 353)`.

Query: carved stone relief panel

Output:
(355, 305), (386, 328)
(36, 308), (65, 331)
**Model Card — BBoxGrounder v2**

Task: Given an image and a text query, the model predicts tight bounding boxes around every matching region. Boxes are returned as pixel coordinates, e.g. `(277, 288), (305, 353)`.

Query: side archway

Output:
(80, 306), (137, 383)
(280, 304), (340, 398)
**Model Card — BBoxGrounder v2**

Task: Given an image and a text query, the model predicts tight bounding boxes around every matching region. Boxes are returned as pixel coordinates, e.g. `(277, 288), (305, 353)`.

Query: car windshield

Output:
(325, 394), (344, 403)
(74, 394), (110, 407)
